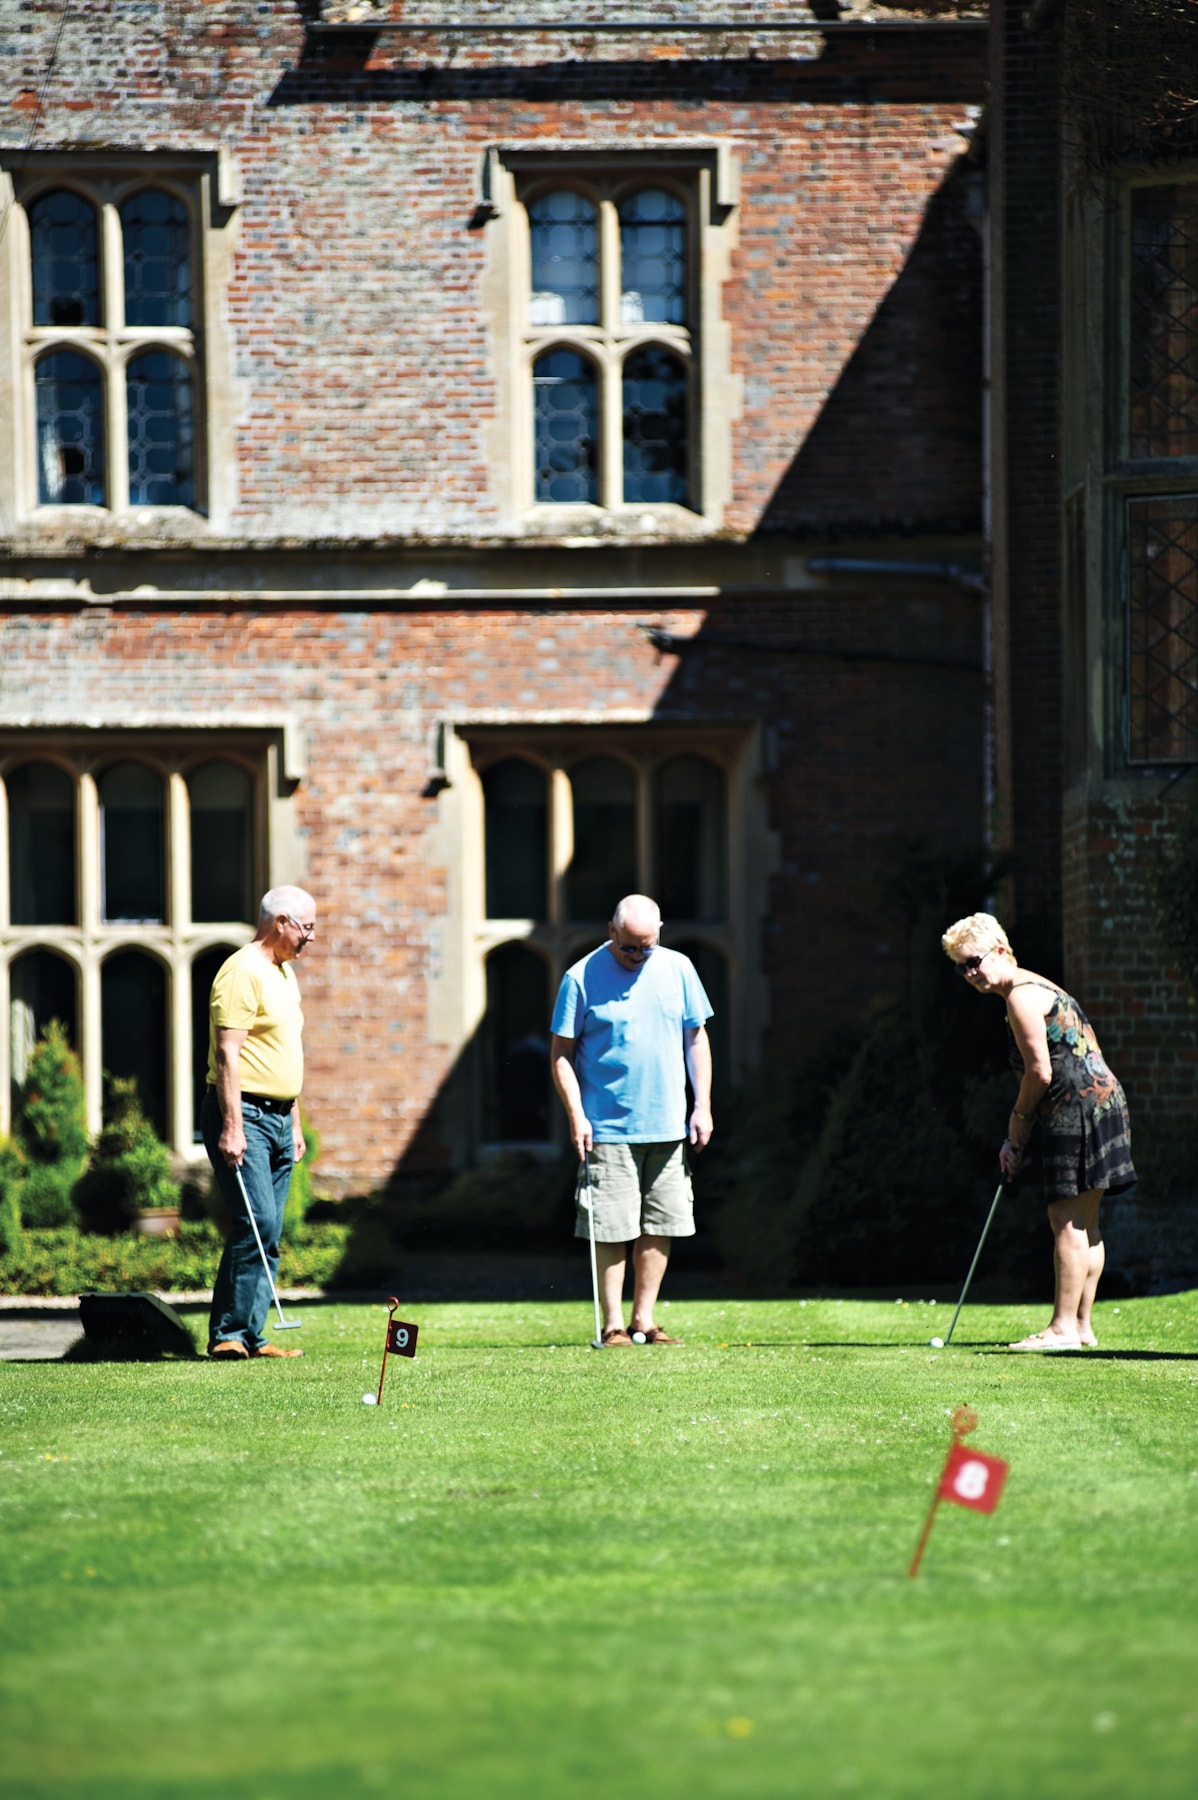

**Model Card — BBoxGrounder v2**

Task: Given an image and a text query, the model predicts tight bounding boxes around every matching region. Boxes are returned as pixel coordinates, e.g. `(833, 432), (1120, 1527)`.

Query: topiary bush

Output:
(72, 1077), (180, 1235)
(12, 1021), (88, 1226)
(0, 1137), (24, 1258)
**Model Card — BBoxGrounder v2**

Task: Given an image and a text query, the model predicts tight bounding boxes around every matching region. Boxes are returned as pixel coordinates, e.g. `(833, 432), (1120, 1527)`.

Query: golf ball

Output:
(929, 1336), (944, 1348)
(361, 1392), (377, 1406)
(631, 1330), (647, 1344)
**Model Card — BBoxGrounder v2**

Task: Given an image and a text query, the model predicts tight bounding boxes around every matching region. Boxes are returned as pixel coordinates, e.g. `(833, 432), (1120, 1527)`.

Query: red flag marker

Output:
(909, 1406), (1010, 1577)
(374, 1297), (419, 1405)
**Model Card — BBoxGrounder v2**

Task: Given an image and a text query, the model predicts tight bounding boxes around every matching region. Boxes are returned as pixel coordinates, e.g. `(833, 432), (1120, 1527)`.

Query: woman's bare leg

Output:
(1075, 1191), (1104, 1344)
(1011, 1191), (1103, 1348)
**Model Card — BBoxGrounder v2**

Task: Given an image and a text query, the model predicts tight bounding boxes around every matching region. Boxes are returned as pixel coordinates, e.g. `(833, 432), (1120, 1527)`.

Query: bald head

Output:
(611, 894), (661, 934)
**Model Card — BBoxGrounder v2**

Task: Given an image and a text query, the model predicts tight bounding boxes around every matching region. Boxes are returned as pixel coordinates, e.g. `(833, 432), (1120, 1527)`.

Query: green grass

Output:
(3, 1291), (1197, 1798)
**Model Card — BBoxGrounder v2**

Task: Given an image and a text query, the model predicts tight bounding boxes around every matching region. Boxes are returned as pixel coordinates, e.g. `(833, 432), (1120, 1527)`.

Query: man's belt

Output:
(209, 1087), (295, 1114)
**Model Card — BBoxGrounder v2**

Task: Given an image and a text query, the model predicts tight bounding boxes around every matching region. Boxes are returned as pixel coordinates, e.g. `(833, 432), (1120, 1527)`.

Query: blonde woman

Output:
(941, 913), (1136, 1351)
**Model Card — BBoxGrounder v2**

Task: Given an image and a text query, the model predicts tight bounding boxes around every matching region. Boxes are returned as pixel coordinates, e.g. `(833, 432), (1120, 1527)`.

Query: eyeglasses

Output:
(289, 918), (317, 939)
(614, 939), (656, 960)
(955, 953), (987, 977)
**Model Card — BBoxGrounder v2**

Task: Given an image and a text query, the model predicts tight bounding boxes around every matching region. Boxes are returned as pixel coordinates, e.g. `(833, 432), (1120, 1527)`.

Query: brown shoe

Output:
(601, 1327), (633, 1346)
(208, 1339), (249, 1359)
(249, 1341), (304, 1358)
(639, 1326), (683, 1345)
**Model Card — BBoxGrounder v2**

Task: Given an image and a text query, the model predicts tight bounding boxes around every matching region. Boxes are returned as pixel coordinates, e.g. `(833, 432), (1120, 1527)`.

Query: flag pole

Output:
(377, 1295), (399, 1404)
(909, 1406), (979, 1578)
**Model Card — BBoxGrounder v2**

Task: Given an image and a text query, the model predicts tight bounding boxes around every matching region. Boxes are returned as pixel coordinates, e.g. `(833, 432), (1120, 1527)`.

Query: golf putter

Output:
(942, 1180), (1005, 1347)
(583, 1150), (604, 1349)
(233, 1164), (302, 1330)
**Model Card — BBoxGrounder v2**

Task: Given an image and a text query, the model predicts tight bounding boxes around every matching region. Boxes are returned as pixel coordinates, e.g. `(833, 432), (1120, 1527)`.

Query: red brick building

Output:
(1, 3), (989, 1194)
(987, 0), (1198, 1283)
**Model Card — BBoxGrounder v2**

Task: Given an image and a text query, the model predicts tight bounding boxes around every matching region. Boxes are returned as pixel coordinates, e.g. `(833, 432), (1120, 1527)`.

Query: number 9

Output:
(394, 1327), (408, 1348)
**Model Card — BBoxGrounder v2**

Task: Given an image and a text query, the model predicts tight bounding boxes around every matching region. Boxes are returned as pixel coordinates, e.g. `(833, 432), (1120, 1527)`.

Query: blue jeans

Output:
(202, 1088), (293, 1351)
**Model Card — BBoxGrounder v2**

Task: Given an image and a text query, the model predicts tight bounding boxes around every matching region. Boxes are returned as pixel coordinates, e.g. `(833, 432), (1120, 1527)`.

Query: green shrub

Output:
(0, 1221), (351, 1298)
(0, 1137), (24, 1258)
(14, 1021), (88, 1161)
(19, 1159), (80, 1229)
(72, 1078), (180, 1235)
(283, 1108), (323, 1243)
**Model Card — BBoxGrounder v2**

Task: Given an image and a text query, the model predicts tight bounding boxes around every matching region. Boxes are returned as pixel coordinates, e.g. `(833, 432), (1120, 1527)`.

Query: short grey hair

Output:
(258, 885), (315, 929)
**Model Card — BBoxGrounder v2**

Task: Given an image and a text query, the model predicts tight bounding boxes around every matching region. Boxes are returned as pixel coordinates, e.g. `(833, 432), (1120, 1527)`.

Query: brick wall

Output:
(0, 587), (983, 1186)
(2, 4), (986, 542)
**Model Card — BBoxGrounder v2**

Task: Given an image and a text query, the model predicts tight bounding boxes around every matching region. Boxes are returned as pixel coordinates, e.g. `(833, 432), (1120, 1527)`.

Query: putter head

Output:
(272, 1319), (303, 1330)
(590, 1337), (604, 1349)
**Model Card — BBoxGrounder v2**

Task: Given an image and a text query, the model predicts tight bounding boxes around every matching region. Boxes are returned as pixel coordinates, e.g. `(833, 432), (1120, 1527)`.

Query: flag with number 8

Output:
(937, 1441), (1009, 1514)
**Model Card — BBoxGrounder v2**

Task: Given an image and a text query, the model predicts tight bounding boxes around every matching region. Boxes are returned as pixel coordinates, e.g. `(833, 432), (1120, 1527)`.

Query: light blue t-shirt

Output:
(551, 943), (713, 1143)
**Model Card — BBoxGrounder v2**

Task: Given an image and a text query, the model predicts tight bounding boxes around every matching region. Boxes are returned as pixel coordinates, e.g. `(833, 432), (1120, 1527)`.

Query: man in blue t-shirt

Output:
(550, 893), (713, 1345)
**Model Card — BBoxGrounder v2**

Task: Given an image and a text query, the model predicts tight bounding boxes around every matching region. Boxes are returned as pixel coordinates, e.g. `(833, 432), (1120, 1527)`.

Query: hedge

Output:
(0, 1221), (352, 1298)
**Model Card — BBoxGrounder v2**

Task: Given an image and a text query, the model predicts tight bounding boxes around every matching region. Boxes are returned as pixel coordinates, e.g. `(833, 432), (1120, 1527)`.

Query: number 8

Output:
(953, 1459), (989, 1501)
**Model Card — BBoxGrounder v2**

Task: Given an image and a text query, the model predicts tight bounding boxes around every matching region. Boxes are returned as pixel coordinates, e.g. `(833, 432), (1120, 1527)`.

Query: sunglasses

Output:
(955, 953), (987, 977)
(614, 940), (656, 960)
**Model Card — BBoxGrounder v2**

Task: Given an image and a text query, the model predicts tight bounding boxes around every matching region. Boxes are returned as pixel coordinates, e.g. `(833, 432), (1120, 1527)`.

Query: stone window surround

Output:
(0, 719), (302, 1152)
(0, 148), (240, 538)
(426, 714), (775, 1156)
(479, 142), (740, 537)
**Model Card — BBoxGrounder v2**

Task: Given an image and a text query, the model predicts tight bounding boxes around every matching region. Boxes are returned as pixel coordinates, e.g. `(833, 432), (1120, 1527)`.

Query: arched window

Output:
(99, 762), (164, 924)
(619, 187), (687, 325)
(483, 759), (548, 920)
(127, 351), (195, 507)
(654, 755), (726, 921)
(672, 938), (729, 1112)
(622, 346), (689, 506)
(29, 189), (99, 327)
(188, 762), (252, 923)
(120, 189), (192, 329)
(482, 943), (550, 1142)
(191, 943), (237, 1142)
(35, 351), (105, 505)
(529, 190), (599, 326)
(7, 761), (76, 925)
(534, 349), (598, 504)
(9, 949), (78, 1111)
(568, 756), (636, 920)
(101, 949), (168, 1139)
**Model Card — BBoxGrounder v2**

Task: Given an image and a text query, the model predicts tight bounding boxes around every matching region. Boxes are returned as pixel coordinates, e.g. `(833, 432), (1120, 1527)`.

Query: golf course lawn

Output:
(2, 1291), (1197, 1799)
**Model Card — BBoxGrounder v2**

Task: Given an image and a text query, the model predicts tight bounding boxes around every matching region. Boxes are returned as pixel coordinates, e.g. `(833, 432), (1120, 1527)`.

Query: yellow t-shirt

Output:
(207, 945), (304, 1100)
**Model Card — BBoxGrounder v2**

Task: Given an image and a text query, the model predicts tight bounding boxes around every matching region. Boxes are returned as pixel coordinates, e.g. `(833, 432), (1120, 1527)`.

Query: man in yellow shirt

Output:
(201, 885), (316, 1359)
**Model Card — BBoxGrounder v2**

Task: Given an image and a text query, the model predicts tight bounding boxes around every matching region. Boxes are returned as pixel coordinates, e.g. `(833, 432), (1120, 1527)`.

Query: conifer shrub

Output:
(0, 1137), (25, 1258)
(12, 1022), (88, 1228)
(72, 1077), (180, 1235)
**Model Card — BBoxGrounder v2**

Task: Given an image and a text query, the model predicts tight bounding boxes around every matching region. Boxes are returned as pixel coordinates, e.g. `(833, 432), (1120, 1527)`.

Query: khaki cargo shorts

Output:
(575, 1141), (696, 1243)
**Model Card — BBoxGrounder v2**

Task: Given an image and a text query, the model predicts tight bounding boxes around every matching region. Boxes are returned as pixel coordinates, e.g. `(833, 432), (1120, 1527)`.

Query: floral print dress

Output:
(1006, 983), (1137, 1200)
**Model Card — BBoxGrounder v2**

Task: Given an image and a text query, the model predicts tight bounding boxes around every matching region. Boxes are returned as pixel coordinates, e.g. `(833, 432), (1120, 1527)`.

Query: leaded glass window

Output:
(482, 943), (551, 1142)
(654, 755), (726, 920)
(99, 761), (165, 923)
(1130, 184), (1198, 460)
(568, 756), (637, 920)
(9, 950), (78, 1111)
(529, 191), (599, 326)
(483, 758), (549, 919)
(127, 351), (195, 507)
(620, 188), (687, 326)
(7, 762), (76, 925)
(623, 346), (689, 506)
(534, 349), (598, 504)
(1127, 496), (1198, 762)
(120, 189), (191, 328)
(189, 761), (252, 923)
(191, 943), (236, 1141)
(35, 351), (105, 505)
(101, 948), (168, 1139)
(30, 189), (99, 328)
